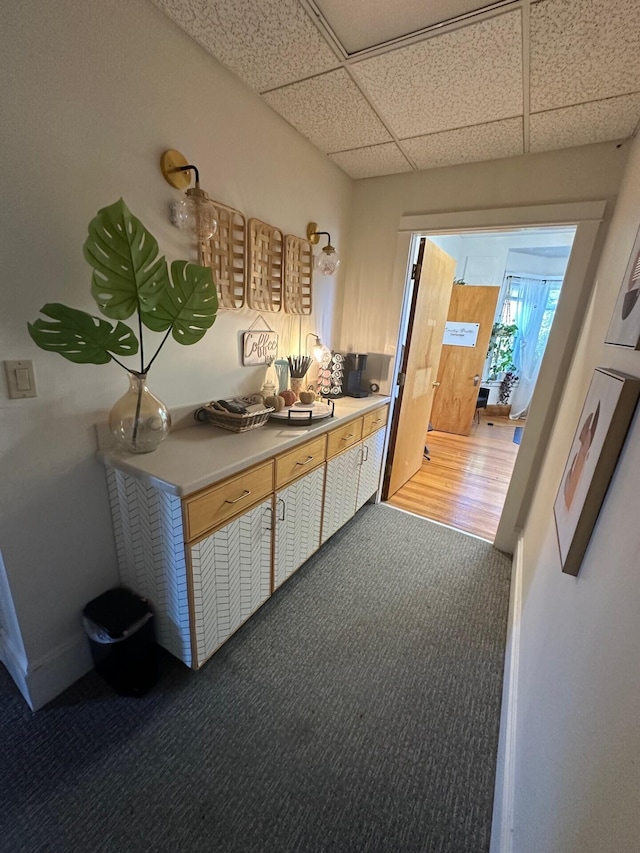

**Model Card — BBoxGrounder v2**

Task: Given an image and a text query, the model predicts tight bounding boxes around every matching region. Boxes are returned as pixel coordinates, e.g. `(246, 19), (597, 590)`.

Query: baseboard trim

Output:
(490, 531), (524, 853)
(0, 628), (30, 704)
(1, 631), (93, 711)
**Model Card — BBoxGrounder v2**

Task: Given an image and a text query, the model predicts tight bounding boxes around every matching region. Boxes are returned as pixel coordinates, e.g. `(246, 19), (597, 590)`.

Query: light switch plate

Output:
(4, 360), (37, 398)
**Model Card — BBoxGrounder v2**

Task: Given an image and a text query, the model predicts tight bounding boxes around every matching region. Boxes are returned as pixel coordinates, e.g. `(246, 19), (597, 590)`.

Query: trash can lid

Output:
(82, 587), (151, 640)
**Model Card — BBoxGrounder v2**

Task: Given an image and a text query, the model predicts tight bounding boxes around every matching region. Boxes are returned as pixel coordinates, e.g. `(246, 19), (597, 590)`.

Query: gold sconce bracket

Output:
(307, 222), (320, 244)
(160, 149), (191, 189)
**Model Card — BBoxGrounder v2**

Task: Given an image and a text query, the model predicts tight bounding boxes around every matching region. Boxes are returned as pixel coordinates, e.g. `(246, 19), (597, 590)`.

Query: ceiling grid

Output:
(151, 0), (640, 179)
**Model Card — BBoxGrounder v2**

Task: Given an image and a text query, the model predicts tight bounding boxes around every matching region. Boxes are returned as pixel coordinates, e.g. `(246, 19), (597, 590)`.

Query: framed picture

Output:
(553, 368), (640, 576)
(605, 224), (640, 348)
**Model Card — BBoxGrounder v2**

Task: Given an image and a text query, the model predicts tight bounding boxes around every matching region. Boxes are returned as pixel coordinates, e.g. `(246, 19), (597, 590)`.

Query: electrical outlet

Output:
(4, 360), (37, 398)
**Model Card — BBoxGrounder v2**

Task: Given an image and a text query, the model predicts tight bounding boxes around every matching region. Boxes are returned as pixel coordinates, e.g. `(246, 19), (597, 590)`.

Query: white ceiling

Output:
(151, 0), (640, 179)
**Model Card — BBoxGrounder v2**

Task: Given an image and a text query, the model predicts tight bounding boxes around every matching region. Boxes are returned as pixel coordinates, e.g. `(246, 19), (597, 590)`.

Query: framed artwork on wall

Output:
(553, 368), (640, 576)
(605, 225), (640, 348)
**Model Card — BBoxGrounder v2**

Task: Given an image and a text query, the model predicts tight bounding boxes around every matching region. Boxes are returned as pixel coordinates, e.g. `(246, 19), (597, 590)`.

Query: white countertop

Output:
(99, 396), (391, 497)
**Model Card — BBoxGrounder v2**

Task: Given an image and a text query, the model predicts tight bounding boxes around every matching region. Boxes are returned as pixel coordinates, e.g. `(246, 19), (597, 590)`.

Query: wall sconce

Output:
(306, 332), (331, 364)
(307, 222), (340, 276)
(160, 149), (217, 241)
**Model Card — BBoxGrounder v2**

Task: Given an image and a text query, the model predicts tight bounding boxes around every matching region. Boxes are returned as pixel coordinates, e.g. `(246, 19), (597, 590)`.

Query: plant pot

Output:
(109, 372), (171, 454)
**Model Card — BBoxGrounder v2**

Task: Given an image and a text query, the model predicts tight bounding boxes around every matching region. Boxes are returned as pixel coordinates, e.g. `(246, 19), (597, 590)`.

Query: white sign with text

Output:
(442, 322), (480, 347)
(242, 330), (279, 365)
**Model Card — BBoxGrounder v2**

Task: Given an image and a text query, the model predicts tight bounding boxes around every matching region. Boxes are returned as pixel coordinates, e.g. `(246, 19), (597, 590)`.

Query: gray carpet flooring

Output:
(1, 504), (511, 853)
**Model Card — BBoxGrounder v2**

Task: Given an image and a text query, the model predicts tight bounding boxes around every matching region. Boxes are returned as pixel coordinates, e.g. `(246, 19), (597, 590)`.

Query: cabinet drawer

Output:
(275, 435), (326, 489)
(326, 417), (363, 459)
(184, 461), (273, 542)
(362, 404), (389, 438)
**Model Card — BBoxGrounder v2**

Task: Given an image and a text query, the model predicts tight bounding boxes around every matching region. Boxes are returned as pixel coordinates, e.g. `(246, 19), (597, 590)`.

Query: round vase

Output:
(109, 372), (171, 454)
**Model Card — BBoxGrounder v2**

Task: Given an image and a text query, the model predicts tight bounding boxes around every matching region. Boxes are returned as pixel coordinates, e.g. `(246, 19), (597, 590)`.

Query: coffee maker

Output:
(344, 353), (369, 398)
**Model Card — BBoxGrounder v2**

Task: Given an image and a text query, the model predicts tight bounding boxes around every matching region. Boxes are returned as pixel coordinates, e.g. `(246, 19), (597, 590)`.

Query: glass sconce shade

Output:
(315, 246), (340, 276)
(175, 188), (217, 241)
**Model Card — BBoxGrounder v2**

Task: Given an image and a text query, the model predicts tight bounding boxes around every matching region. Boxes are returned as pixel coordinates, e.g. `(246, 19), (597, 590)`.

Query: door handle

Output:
(473, 374), (480, 386)
(432, 381), (440, 387)
(277, 497), (286, 521)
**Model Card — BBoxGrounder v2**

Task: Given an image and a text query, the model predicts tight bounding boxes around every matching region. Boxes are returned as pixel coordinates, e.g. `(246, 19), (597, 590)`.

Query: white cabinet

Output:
(273, 465), (325, 590)
(321, 443), (362, 544)
(189, 498), (272, 667)
(322, 426), (386, 543)
(356, 427), (386, 512)
(104, 402), (389, 672)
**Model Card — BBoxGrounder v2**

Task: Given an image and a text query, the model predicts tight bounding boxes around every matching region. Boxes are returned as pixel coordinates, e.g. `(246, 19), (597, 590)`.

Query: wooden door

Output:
(383, 239), (456, 498)
(430, 285), (499, 436)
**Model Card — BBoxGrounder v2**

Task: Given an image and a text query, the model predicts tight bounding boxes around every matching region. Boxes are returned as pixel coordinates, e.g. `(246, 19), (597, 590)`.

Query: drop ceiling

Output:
(152, 0), (640, 179)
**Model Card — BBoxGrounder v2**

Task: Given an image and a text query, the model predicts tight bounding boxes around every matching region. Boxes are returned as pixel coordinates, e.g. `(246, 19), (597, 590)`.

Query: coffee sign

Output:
(242, 330), (278, 365)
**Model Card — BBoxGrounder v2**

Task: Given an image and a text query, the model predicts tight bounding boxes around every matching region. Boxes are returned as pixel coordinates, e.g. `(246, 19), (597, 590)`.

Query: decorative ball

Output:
(265, 395), (284, 412)
(279, 389), (296, 407)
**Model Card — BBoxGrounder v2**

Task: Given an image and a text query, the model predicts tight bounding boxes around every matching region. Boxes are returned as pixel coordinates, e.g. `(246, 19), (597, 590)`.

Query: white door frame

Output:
(389, 200), (607, 552)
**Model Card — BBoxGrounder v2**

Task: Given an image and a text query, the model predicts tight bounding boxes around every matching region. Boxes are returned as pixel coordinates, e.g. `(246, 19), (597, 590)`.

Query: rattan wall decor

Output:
(283, 234), (313, 315)
(198, 199), (246, 310)
(247, 218), (283, 312)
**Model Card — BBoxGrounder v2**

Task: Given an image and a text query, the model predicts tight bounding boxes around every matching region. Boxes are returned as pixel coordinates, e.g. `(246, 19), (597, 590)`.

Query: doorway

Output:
(388, 202), (604, 551)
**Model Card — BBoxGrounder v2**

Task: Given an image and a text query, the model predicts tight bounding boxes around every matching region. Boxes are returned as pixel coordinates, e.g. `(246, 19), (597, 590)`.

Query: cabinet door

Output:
(273, 465), (325, 590)
(356, 427), (386, 511)
(321, 443), (361, 544)
(189, 498), (272, 668)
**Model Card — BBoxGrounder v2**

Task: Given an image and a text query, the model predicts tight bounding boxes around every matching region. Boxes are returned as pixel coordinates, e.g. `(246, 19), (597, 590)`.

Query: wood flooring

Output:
(386, 413), (525, 541)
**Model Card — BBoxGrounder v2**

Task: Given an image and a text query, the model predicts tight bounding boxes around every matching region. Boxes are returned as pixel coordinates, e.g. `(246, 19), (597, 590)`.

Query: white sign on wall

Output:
(442, 322), (480, 347)
(242, 330), (278, 365)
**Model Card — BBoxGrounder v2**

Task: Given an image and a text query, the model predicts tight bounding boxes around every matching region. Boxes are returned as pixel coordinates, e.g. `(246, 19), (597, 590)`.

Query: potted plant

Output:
(28, 198), (218, 453)
(487, 322), (518, 381)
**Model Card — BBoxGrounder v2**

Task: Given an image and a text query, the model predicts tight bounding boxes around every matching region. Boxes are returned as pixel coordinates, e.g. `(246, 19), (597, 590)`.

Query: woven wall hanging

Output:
(283, 234), (313, 315)
(247, 218), (283, 312)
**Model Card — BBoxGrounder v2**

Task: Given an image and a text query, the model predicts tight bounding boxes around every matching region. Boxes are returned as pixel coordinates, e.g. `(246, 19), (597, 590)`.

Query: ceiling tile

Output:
(328, 143), (413, 179)
(351, 12), (522, 139)
(151, 0), (339, 92)
(263, 69), (392, 153)
(530, 0), (640, 112)
(316, 0), (502, 54)
(529, 94), (640, 152)
(402, 118), (523, 170)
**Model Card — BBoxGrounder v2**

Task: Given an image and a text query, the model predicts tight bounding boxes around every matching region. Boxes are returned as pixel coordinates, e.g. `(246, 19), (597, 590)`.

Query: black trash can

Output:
(83, 587), (158, 697)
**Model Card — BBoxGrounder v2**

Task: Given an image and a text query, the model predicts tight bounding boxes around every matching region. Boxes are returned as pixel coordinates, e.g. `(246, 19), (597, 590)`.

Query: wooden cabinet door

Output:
(356, 427), (386, 511)
(189, 498), (273, 668)
(321, 444), (361, 544)
(273, 465), (325, 590)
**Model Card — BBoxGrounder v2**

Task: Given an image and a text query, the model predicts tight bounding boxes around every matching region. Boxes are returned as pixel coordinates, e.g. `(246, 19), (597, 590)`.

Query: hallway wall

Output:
(505, 134), (640, 853)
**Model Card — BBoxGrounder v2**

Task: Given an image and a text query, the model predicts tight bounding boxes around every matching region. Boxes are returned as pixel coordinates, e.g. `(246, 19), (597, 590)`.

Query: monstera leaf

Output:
(84, 198), (169, 320)
(27, 303), (138, 364)
(142, 261), (218, 344)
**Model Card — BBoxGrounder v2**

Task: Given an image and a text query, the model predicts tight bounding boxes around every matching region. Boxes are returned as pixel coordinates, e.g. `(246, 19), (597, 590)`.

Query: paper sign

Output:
(243, 330), (279, 365)
(442, 322), (480, 347)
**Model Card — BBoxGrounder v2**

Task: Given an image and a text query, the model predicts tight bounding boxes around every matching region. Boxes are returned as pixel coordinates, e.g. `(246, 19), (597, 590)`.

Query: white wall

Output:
(429, 229), (574, 285)
(341, 144), (626, 363)
(503, 135), (640, 852)
(0, 0), (351, 708)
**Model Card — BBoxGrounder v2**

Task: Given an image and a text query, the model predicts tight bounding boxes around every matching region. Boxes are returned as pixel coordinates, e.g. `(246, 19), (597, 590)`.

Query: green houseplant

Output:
(28, 198), (218, 452)
(487, 322), (518, 381)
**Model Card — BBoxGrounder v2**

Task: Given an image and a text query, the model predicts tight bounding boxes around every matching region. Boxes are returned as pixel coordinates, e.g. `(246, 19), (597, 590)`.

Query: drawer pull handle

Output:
(296, 455), (314, 466)
(341, 433), (355, 441)
(372, 418), (382, 425)
(225, 489), (251, 505)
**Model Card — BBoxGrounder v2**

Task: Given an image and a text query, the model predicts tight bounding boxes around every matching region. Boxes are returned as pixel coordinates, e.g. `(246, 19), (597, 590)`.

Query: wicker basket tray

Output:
(194, 403), (274, 432)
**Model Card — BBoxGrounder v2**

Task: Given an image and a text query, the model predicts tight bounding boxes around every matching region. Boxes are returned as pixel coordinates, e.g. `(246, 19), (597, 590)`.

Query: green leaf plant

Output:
(28, 198), (218, 375)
